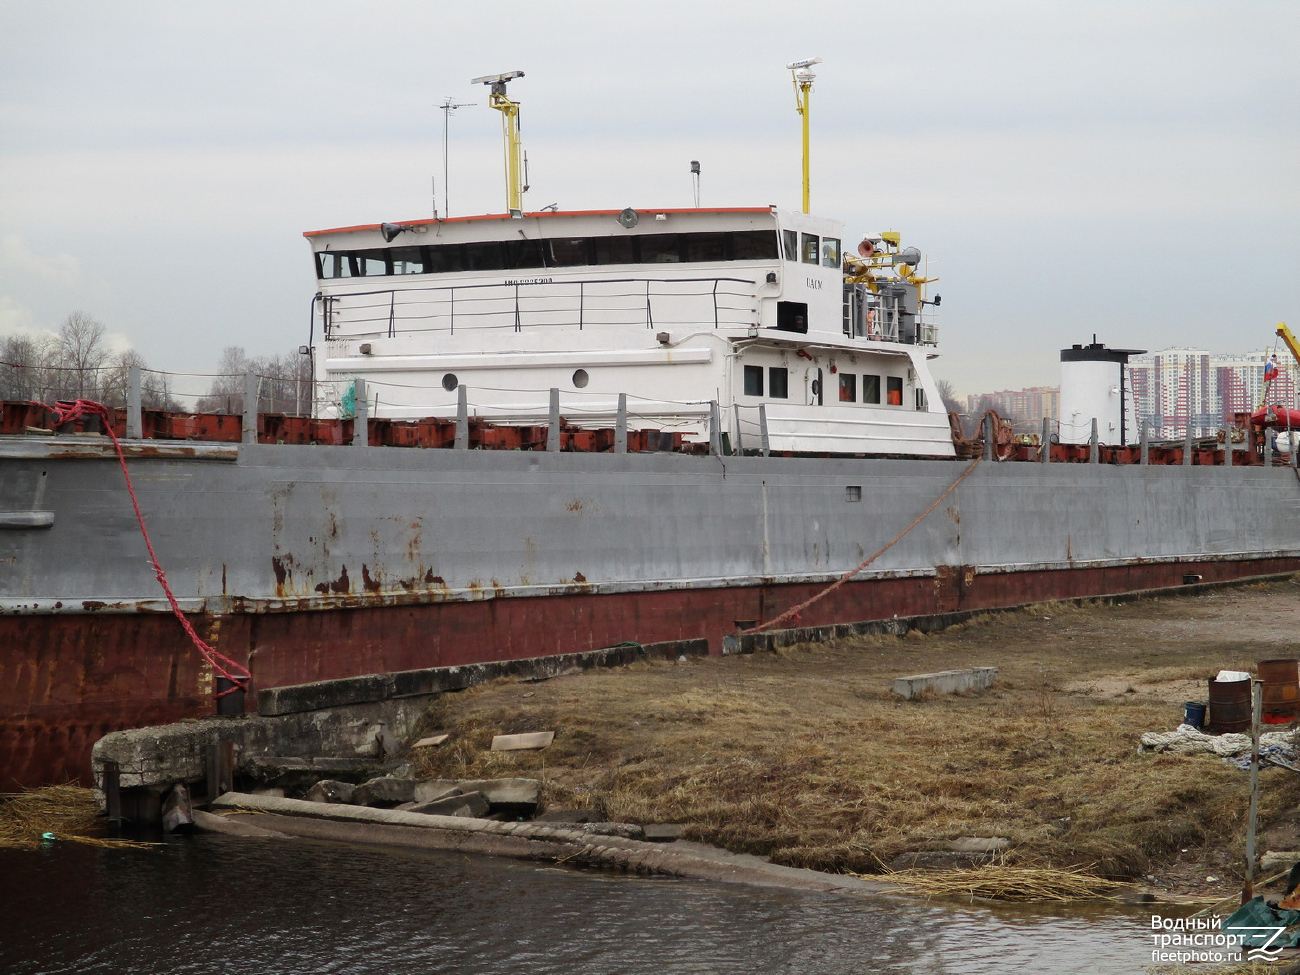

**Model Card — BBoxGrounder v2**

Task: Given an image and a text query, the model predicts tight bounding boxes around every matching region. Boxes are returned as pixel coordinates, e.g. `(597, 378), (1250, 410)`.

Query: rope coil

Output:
(51, 399), (251, 699)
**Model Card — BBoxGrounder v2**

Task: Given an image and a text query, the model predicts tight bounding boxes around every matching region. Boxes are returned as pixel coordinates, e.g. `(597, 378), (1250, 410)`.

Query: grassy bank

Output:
(412, 580), (1300, 888)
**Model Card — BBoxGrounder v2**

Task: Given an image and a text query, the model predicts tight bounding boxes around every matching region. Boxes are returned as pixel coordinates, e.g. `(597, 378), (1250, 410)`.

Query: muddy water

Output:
(0, 836), (1170, 974)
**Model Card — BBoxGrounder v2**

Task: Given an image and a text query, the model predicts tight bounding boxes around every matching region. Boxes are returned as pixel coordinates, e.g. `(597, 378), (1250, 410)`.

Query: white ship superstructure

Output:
(308, 206), (955, 457)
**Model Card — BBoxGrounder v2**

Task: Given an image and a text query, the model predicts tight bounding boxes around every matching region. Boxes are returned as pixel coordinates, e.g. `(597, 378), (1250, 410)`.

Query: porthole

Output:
(442, 373), (458, 392)
(572, 369), (589, 389)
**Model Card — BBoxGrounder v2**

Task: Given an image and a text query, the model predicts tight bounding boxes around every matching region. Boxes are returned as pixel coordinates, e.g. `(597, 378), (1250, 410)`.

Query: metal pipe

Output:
(710, 400), (722, 456)
(1184, 425), (1194, 466)
(1040, 416), (1050, 464)
(759, 403), (770, 457)
(1089, 418), (1098, 464)
(1140, 423), (1149, 466)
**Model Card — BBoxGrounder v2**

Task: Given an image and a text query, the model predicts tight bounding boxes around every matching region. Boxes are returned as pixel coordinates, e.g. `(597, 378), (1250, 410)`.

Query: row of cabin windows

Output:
(781, 230), (840, 269)
(838, 373), (904, 406)
(316, 230), (781, 279)
(743, 366), (790, 399)
(742, 365), (908, 406)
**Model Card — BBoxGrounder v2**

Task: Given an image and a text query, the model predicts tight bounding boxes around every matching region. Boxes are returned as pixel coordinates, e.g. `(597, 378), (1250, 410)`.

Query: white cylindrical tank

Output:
(1058, 340), (1146, 445)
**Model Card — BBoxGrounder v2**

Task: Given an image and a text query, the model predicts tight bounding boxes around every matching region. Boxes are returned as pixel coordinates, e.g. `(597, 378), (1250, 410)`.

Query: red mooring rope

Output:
(50, 400), (251, 698)
(751, 455), (984, 633)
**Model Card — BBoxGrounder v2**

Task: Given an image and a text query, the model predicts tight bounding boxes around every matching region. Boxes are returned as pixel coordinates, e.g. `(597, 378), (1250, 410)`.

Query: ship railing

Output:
(318, 275), (760, 339)
(730, 402), (772, 456)
(0, 359), (318, 420)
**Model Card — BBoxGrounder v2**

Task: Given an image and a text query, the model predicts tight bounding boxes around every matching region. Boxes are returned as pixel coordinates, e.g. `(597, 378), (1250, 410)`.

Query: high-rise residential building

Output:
(963, 387), (1059, 430)
(1128, 348), (1295, 439)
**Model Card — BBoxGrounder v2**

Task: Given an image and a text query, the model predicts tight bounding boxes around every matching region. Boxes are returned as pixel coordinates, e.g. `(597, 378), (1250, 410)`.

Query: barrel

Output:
(1259, 659), (1300, 724)
(1183, 701), (1207, 729)
(1208, 677), (1252, 734)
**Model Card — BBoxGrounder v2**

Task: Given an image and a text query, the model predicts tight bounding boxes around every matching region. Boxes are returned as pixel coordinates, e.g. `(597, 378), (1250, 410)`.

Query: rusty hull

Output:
(4, 555), (1298, 789)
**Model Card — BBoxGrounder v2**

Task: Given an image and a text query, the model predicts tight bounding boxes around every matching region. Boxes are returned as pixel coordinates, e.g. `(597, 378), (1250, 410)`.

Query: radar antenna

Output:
(786, 57), (822, 214)
(471, 70), (527, 216)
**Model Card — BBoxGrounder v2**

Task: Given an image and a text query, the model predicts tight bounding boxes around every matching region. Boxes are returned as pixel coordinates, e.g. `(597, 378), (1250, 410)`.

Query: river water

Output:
(0, 835), (1172, 974)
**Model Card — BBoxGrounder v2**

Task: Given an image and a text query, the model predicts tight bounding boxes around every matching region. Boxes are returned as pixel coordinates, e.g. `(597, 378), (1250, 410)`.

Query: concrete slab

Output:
(891, 667), (998, 700)
(411, 734), (449, 749)
(491, 732), (554, 751)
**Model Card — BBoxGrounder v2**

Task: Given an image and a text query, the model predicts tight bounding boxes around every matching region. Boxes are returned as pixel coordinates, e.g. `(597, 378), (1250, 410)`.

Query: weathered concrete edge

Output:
(210, 792), (900, 897)
(723, 571), (1300, 654)
(258, 638), (708, 716)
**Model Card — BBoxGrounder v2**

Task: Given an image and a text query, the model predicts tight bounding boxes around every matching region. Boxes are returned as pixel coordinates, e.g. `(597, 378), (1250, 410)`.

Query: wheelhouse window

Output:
(639, 234), (682, 263)
(768, 367), (789, 399)
(782, 229), (798, 262)
(743, 365), (764, 396)
(548, 238), (589, 266)
(314, 229), (782, 279)
(592, 235), (636, 265)
(390, 247), (426, 275)
(838, 373), (857, 402)
(683, 232), (728, 263)
(887, 376), (904, 406)
(821, 238), (841, 269)
(863, 374), (881, 404)
(801, 233), (820, 265)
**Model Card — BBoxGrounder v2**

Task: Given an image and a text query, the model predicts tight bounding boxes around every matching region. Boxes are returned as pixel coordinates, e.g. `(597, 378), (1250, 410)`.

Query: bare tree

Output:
(936, 378), (963, 415)
(56, 311), (111, 400)
(196, 346), (312, 415)
(0, 334), (54, 401)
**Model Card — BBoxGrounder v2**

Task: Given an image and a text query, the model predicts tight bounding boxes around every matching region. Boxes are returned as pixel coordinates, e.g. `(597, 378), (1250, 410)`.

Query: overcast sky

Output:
(1, 0), (1296, 396)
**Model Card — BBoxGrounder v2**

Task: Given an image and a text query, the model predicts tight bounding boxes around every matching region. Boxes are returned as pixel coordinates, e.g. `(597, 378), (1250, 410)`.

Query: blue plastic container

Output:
(1184, 701), (1207, 728)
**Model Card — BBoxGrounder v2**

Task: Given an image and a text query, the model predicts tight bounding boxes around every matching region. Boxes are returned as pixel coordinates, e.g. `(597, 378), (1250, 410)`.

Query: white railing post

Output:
(455, 386), (468, 449)
(547, 388), (561, 452)
(242, 371), (258, 445)
(352, 377), (367, 447)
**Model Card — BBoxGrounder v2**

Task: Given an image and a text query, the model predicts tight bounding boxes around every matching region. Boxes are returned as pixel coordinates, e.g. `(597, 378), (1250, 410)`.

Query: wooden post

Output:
(1244, 678), (1262, 904)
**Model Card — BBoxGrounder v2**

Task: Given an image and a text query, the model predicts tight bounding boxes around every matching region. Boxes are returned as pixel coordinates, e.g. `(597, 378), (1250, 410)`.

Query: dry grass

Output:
(411, 580), (1300, 882)
(0, 786), (154, 850)
(871, 864), (1134, 901)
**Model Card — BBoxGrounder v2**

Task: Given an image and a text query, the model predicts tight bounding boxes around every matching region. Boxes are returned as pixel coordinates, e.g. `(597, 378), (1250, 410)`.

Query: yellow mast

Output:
(472, 70), (527, 215)
(787, 57), (821, 214)
(1263, 322), (1300, 409)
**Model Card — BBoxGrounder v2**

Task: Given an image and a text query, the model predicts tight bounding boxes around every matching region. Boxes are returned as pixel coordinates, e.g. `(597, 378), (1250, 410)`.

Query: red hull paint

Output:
(4, 556), (1298, 789)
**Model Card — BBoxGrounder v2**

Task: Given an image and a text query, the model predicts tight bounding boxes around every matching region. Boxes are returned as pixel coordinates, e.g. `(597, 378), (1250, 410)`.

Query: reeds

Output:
(0, 786), (154, 850)
(872, 864), (1133, 902)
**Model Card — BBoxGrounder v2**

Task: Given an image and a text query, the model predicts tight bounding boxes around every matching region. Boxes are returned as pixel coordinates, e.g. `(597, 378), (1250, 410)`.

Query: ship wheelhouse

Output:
(306, 205), (955, 457)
